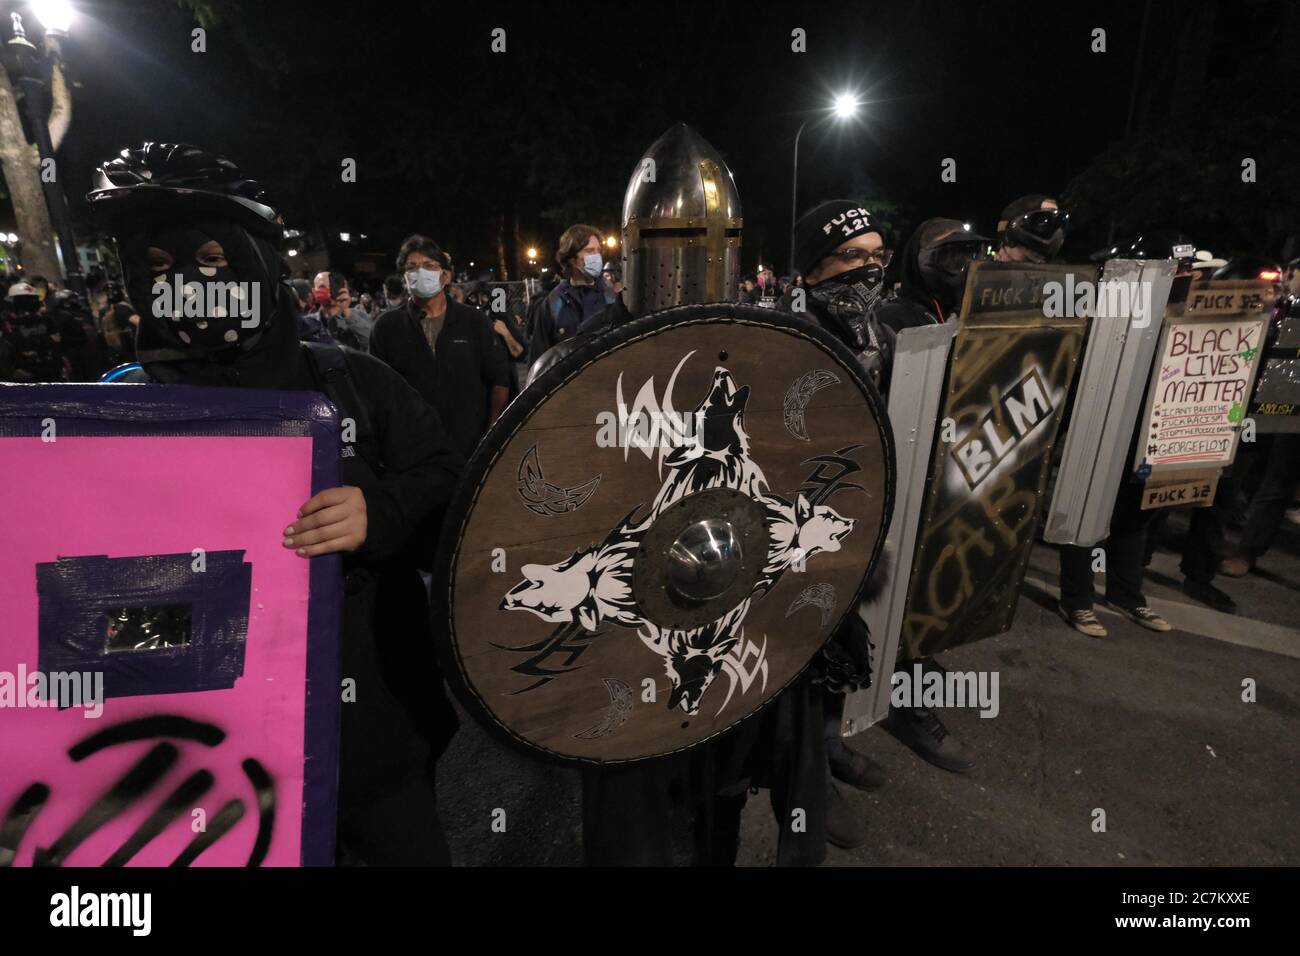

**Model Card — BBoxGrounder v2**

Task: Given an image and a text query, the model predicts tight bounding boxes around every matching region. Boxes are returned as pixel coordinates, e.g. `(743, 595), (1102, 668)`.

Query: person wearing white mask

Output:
(370, 234), (511, 457)
(526, 223), (610, 366)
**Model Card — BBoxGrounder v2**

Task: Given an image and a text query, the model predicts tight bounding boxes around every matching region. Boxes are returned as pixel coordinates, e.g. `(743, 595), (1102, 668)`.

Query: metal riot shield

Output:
(1132, 278), (1271, 509)
(434, 303), (893, 764)
(842, 321), (956, 735)
(1245, 298), (1300, 434)
(899, 262), (1087, 660)
(1043, 259), (1176, 545)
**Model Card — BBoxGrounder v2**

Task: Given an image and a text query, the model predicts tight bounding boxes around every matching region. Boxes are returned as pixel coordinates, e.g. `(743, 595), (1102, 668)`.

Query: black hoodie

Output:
(874, 217), (965, 333)
(134, 284), (466, 815)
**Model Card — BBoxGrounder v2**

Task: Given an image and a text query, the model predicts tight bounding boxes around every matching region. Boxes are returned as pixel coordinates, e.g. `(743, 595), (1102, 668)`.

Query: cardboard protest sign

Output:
(1133, 279), (1270, 491)
(0, 385), (341, 867)
(899, 262), (1086, 659)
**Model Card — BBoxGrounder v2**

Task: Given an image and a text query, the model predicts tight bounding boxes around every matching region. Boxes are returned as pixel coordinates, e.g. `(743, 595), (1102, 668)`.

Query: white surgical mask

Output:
(582, 253), (603, 278)
(405, 266), (443, 299)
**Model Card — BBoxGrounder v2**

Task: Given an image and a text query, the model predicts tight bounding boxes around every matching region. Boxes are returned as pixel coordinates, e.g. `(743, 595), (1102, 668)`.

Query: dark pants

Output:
(581, 761), (676, 866)
(1060, 482), (1156, 611)
(337, 771), (450, 866)
(1180, 485), (1229, 584)
(1236, 434), (1300, 559)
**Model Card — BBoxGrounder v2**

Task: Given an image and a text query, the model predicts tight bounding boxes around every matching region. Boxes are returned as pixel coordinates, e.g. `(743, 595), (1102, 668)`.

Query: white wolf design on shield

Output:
(501, 359), (855, 715)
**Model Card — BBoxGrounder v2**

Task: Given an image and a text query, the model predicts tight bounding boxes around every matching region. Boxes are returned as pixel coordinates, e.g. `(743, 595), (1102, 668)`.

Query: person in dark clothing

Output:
(87, 142), (465, 866)
(787, 200), (896, 395)
(2, 281), (65, 382)
(874, 218), (992, 333)
(525, 223), (610, 366)
(46, 289), (96, 381)
(817, 214), (986, 775)
(370, 235), (512, 459)
(994, 194), (1067, 264)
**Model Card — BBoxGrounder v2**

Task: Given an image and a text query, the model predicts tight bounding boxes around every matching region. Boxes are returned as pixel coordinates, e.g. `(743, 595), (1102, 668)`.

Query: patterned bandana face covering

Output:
(808, 263), (889, 389)
(809, 263), (885, 347)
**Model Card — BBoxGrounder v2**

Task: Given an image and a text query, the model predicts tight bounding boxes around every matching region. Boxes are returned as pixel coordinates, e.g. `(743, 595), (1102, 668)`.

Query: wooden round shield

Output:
(433, 303), (894, 764)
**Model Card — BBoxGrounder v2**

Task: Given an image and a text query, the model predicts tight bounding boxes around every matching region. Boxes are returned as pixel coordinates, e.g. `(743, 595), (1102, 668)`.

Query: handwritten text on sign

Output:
(1142, 318), (1263, 469)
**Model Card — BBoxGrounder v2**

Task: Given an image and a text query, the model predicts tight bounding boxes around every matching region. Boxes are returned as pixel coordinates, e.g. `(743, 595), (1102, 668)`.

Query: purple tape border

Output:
(0, 383), (342, 867)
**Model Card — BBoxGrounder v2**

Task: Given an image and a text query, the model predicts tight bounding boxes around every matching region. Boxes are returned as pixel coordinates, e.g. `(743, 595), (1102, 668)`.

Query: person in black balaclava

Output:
(995, 195), (1068, 264)
(789, 200), (896, 394)
(87, 142), (465, 865)
(874, 218), (992, 333)
(783, 200), (897, 850)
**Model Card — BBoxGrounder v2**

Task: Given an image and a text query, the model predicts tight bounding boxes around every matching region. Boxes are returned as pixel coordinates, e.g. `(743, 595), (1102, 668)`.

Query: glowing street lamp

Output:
(790, 90), (863, 273)
(31, 0), (76, 37)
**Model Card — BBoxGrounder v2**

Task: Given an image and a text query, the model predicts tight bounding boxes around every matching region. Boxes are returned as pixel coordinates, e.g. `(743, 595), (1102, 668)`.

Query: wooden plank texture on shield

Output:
(900, 262), (1086, 659)
(434, 303), (893, 764)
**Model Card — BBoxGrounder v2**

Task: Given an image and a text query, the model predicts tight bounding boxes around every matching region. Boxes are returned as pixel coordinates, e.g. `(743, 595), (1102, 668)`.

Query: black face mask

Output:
(119, 220), (280, 357)
(809, 263), (885, 349)
(918, 242), (984, 306)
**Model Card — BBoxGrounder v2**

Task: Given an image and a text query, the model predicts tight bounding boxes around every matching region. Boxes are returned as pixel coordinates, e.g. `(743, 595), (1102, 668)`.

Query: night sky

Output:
(27, 0), (1294, 280)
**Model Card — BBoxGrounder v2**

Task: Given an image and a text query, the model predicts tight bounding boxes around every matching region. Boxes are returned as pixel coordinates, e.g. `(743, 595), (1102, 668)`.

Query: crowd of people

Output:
(3, 138), (1297, 867)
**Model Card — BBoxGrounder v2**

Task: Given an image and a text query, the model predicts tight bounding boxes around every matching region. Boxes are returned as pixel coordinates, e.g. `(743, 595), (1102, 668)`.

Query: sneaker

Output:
(1059, 603), (1107, 638)
(828, 741), (887, 791)
(1182, 579), (1237, 613)
(883, 706), (975, 774)
(825, 777), (868, 850)
(1107, 602), (1172, 632)
(1218, 556), (1252, 578)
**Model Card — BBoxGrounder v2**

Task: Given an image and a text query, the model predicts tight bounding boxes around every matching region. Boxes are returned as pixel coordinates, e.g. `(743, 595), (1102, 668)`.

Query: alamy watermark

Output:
(0, 666), (104, 718)
(152, 276), (261, 333)
(891, 663), (1000, 718)
(1042, 275), (1155, 328)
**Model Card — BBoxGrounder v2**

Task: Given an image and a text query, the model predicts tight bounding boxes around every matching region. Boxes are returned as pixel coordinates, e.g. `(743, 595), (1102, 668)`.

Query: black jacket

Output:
(370, 298), (511, 459)
(874, 217), (955, 333)
(132, 294), (465, 813)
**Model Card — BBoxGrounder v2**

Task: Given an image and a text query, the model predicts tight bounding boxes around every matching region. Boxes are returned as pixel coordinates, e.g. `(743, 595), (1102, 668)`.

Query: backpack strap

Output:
(300, 341), (378, 470)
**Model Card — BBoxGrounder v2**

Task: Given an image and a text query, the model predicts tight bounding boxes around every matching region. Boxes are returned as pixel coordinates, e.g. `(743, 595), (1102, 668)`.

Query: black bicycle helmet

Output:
(87, 142), (283, 243)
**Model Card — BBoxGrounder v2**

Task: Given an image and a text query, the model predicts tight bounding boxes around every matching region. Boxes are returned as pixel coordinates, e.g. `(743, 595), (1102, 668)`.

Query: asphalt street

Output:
(437, 512), (1300, 866)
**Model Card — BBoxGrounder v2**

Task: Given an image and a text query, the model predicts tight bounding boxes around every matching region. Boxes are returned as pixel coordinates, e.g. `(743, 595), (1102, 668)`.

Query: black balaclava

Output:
(118, 216), (298, 388)
(903, 217), (979, 318)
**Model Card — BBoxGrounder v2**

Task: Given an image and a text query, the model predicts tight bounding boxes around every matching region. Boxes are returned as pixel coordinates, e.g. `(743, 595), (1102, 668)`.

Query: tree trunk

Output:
(48, 61), (71, 151)
(0, 66), (62, 282)
(496, 213), (508, 281)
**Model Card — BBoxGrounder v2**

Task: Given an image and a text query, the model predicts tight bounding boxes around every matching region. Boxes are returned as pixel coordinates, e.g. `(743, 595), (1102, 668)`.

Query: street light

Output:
(790, 91), (862, 274)
(525, 247), (538, 259)
(31, 0), (75, 37)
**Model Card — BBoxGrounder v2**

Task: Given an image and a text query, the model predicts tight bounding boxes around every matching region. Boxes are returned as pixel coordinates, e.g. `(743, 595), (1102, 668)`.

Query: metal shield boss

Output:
(436, 304), (895, 764)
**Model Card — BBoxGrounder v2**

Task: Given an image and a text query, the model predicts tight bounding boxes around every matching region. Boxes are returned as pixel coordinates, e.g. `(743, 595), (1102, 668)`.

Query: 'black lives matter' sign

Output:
(1134, 280), (1269, 476)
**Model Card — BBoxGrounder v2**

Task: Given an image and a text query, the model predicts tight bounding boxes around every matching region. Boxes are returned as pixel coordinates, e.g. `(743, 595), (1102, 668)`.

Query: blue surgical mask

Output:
(405, 266), (443, 299)
(582, 253), (603, 278)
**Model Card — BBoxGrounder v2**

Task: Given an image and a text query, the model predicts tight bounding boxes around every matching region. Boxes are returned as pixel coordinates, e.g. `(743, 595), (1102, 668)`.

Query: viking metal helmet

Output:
(621, 124), (742, 316)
